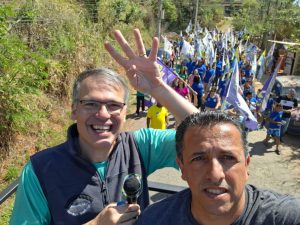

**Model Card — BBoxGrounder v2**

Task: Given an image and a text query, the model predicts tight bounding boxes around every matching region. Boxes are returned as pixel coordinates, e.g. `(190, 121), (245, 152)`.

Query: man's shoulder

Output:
(136, 189), (191, 224)
(245, 184), (300, 222)
(31, 142), (67, 161)
(148, 188), (190, 208)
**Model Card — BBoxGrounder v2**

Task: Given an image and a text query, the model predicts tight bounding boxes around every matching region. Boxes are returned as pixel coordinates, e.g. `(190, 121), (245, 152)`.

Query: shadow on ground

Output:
(248, 141), (277, 156)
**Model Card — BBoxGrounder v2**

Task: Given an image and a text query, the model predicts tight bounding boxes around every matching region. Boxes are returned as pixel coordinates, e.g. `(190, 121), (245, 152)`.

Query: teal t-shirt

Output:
(10, 128), (177, 225)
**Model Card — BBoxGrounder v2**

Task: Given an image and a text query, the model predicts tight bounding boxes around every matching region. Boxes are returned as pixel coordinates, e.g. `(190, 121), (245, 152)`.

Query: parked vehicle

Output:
(273, 75), (300, 136)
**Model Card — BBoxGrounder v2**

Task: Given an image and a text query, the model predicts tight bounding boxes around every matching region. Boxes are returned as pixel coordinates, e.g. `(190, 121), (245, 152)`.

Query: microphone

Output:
(123, 174), (142, 204)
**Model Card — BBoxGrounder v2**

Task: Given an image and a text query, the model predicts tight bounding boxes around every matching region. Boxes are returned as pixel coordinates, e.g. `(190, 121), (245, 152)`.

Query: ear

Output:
(245, 155), (251, 177)
(71, 103), (77, 121)
(246, 155), (251, 166)
(176, 157), (187, 181)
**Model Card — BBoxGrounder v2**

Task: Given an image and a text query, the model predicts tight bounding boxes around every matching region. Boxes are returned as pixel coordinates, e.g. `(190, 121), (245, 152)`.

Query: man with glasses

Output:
(10, 29), (198, 225)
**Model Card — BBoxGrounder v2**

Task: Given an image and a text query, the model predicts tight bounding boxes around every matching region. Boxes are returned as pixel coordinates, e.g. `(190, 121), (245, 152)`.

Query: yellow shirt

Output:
(147, 105), (168, 130)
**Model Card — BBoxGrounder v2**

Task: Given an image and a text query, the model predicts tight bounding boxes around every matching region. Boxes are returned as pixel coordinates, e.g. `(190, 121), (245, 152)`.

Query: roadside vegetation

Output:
(0, 0), (299, 224)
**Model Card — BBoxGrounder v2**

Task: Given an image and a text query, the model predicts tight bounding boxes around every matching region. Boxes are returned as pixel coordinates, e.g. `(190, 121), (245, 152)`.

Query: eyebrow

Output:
(190, 149), (237, 157)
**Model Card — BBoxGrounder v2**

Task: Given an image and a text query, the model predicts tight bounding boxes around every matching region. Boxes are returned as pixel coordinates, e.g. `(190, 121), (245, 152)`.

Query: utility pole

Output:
(194, 0), (199, 34)
(157, 0), (163, 42)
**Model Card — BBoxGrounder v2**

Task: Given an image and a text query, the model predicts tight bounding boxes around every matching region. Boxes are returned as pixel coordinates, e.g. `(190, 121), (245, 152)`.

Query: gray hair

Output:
(72, 68), (129, 104)
(176, 111), (248, 161)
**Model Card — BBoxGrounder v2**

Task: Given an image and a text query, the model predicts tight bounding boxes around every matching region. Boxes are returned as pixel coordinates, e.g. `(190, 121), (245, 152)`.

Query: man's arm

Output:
(10, 162), (51, 225)
(104, 29), (198, 123)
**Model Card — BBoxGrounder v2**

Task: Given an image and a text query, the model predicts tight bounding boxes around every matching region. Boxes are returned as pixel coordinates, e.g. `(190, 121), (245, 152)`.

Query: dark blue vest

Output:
(31, 124), (149, 225)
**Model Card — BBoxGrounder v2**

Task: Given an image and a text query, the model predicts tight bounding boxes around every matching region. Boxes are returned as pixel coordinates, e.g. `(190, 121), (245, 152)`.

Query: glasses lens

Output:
(106, 102), (124, 113)
(80, 100), (124, 114)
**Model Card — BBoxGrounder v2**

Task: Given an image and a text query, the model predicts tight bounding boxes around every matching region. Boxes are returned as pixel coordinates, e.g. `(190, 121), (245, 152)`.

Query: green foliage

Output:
(199, 1), (224, 29)
(4, 166), (19, 182)
(0, 197), (14, 225)
(165, 0), (225, 32)
(163, 0), (178, 23)
(0, 0), (154, 158)
(232, 0), (300, 47)
(98, 0), (144, 32)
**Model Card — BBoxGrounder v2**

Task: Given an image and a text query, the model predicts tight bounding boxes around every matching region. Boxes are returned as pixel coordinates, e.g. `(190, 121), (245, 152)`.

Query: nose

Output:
(206, 158), (225, 183)
(95, 105), (110, 118)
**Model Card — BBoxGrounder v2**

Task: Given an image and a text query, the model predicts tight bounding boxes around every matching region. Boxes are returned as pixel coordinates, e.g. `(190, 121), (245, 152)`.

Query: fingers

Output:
(113, 30), (136, 59)
(118, 204), (141, 224)
(104, 42), (128, 68)
(133, 29), (146, 56)
(148, 37), (159, 61)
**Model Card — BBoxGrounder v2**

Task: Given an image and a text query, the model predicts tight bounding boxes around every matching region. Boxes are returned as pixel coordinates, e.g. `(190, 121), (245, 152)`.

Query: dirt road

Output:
(123, 112), (300, 198)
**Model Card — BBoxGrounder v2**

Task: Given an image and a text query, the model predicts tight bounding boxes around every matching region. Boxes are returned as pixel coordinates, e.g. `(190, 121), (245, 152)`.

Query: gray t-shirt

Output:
(135, 184), (300, 225)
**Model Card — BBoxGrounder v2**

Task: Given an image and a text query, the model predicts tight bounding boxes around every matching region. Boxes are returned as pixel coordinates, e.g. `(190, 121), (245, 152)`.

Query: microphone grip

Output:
(127, 196), (138, 204)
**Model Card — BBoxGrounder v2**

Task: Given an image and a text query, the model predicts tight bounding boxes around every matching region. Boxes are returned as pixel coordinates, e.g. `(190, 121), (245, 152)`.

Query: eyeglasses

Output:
(79, 100), (126, 114)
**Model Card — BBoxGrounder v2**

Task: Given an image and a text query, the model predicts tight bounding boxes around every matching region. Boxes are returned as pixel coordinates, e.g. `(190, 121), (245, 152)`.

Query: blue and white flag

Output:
(259, 57), (283, 112)
(256, 50), (266, 80)
(181, 40), (194, 58)
(144, 94), (155, 107)
(157, 58), (177, 85)
(223, 60), (258, 130)
(185, 20), (192, 34)
(195, 38), (203, 60)
(163, 36), (173, 56)
(251, 53), (257, 76)
(195, 22), (202, 34)
(266, 43), (275, 68)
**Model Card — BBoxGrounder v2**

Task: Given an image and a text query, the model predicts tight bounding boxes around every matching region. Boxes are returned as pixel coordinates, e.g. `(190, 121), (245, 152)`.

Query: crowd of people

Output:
(10, 28), (299, 225)
(141, 31), (298, 154)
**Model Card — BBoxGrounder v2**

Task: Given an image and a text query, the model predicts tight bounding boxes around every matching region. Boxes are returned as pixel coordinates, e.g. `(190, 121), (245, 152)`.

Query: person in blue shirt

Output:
(264, 103), (284, 154)
(191, 75), (204, 110)
(217, 73), (229, 101)
(10, 29), (198, 225)
(203, 63), (215, 92)
(195, 59), (206, 80)
(244, 91), (257, 118)
(214, 57), (223, 86)
(243, 62), (252, 78)
(203, 87), (221, 111)
(259, 92), (275, 129)
(186, 58), (196, 75)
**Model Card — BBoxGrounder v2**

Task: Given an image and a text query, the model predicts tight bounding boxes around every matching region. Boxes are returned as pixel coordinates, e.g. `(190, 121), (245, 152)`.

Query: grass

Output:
(0, 197), (15, 225)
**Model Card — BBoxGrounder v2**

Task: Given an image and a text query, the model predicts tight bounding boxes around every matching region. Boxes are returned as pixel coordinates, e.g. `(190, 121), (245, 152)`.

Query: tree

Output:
(232, 0), (300, 49)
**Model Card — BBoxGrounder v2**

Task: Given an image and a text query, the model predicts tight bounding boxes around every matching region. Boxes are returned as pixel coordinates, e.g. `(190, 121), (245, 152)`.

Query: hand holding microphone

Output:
(123, 174), (142, 204)
(85, 174), (142, 225)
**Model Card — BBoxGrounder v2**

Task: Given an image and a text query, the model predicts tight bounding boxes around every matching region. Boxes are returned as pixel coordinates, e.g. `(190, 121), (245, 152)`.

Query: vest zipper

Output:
(101, 181), (109, 206)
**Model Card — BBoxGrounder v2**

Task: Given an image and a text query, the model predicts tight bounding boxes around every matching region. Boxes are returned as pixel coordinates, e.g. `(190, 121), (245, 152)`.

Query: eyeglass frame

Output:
(78, 99), (126, 115)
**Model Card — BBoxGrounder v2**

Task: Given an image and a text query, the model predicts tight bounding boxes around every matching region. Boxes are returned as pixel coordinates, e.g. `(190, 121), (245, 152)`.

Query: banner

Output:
(185, 20), (192, 34)
(163, 37), (173, 56)
(256, 50), (266, 80)
(258, 57), (283, 112)
(223, 60), (258, 130)
(157, 58), (177, 85)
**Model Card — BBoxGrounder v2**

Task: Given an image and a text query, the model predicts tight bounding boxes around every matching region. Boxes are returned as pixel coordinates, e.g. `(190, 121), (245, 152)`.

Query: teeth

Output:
(92, 125), (110, 132)
(206, 189), (225, 195)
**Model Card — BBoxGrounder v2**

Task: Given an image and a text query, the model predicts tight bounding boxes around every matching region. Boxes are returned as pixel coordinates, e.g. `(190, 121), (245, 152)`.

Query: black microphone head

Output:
(123, 174), (141, 197)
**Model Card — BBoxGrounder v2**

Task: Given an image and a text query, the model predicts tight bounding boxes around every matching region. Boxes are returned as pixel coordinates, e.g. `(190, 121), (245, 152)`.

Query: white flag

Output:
(185, 20), (192, 34)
